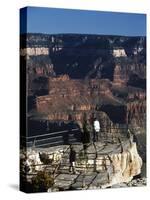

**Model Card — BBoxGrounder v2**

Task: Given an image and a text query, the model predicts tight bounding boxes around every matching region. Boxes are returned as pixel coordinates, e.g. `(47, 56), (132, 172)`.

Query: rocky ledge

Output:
(21, 140), (144, 191)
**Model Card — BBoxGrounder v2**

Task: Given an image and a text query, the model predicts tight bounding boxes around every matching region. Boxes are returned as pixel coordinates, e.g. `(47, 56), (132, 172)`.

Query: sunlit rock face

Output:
(113, 48), (127, 57)
(36, 75), (126, 126)
(21, 146), (66, 173)
(101, 143), (142, 188)
(20, 47), (49, 56)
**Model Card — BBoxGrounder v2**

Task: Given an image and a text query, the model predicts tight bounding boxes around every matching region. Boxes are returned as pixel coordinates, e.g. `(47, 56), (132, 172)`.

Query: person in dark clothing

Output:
(82, 119), (93, 144)
(69, 146), (76, 174)
(82, 119), (92, 156)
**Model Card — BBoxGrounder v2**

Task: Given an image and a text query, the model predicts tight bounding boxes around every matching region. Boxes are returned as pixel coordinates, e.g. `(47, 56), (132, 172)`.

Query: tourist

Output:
(93, 118), (100, 142)
(82, 119), (92, 144)
(69, 145), (77, 174)
(87, 119), (93, 143)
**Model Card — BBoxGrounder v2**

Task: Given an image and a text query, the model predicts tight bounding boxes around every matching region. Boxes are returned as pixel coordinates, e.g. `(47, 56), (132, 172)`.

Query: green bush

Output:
(32, 171), (54, 192)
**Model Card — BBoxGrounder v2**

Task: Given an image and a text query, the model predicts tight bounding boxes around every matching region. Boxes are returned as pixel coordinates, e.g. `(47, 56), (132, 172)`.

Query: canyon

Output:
(20, 33), (146, 190)
(21, 33), (146, 151)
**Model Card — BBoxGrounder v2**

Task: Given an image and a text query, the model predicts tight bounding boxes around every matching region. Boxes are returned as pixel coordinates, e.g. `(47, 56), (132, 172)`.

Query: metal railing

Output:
(21, 126), (129, 148)
(24, 139), (131, 190)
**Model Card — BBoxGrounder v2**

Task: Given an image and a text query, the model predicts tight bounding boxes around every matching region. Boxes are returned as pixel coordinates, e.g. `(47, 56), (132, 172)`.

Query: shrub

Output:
(32, 171), (54, 192)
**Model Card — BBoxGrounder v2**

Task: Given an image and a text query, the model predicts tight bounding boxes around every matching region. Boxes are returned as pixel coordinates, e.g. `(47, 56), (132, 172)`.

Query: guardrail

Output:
(21, 126), (129, 148)
(21, 128), (81, 148)
(24, 139), (130, 187)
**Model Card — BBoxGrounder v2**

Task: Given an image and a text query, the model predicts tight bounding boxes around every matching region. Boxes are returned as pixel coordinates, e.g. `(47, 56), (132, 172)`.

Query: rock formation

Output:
(113, 64), (126, 85)
(20, 141), (143, 190)
(113, 48), (127, 57)
(101, 142), (142, 188)
(36, 75), (125, 124)
(20, 47), (49, 56)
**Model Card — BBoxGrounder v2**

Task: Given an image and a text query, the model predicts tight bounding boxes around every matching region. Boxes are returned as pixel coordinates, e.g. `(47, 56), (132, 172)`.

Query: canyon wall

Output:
(21, 34), (146, 158)
(20, 47), (49, 56)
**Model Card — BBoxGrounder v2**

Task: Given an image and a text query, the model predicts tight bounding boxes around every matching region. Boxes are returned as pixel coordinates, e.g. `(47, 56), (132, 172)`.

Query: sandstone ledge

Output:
(21, 141), (142, 190)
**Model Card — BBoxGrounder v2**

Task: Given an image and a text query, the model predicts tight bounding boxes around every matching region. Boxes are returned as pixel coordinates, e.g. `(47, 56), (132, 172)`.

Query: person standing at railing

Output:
(69, 145), (77, 174)
(93, 118), (100, 142)
(82, 119), (92, 143)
